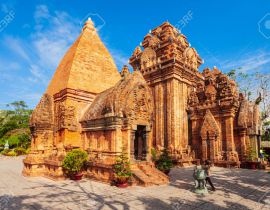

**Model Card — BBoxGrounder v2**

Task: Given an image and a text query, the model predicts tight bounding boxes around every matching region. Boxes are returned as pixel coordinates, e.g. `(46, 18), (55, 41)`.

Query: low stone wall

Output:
(214, 161), (240, 168)
(85, 162), (114, 184)
(44, 159), (66, 181)
(22, 161), (45, 177)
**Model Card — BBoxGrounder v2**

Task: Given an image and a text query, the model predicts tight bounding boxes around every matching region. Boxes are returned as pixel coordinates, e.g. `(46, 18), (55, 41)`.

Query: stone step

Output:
(131, 169), (153, 187)
(131, 163), (169, 186)
(139, 165), (168, 180)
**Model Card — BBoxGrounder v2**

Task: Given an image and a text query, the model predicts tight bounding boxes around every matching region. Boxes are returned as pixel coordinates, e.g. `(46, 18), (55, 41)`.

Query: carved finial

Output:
(144, 33), (152, 40)
(120, 65), (130, 79)
(212, 66), (221, 75)
(83, 17), (95, 32)
(202, 67), (211, 76)
(132, 46), (142, 56)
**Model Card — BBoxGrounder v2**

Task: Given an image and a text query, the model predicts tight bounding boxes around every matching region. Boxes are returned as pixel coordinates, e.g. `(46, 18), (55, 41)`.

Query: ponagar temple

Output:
(23, 19), (261, 186)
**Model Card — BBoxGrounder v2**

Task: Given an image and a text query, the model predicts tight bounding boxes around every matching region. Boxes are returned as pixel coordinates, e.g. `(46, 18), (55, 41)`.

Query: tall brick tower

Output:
(129, 22), (204, 152)
(23, 18), (121, 177)
(45, 18), (121, 148)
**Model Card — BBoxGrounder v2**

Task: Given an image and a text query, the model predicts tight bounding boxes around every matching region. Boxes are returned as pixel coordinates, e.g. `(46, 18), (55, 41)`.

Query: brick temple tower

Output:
(129, 22), (204, 153)
(46, 18), (121, 148)
(23, 18), (121, 177)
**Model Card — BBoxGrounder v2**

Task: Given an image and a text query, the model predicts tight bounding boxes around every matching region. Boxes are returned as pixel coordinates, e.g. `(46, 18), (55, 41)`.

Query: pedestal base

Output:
(194, 187), (208, 195)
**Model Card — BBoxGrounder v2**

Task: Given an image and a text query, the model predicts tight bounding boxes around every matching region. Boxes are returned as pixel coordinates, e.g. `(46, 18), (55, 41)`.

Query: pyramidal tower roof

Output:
(46, 18), (121, 96)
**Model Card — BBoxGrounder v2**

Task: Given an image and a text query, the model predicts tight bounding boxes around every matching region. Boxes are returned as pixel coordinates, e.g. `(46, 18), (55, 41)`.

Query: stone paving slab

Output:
(0, 156), (269, 210)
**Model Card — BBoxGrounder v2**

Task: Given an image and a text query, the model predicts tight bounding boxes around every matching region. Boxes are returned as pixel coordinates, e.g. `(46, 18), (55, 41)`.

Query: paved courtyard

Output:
(0, 156), (269, 210)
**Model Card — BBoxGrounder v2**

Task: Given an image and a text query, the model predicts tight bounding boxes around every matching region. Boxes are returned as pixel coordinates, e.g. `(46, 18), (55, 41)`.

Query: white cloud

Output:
(221, 51), (270, 73)
(0, 5), (82, 107)
(3, 4), (130, 80)
(31, 5), (80, 70)
(29, 64), (48, 85)
(1, 4), (130, 107)
(32, 14), (80, 69)
(216, 50), (270, 101)
(4, 36), (31, 62)
(34, 5), (49, 20)
(0, 58), (21, 72)
(3, 5), (81, 89)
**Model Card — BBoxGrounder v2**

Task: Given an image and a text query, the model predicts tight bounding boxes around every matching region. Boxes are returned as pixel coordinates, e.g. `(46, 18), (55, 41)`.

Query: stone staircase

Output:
(131, 162), (169, 186)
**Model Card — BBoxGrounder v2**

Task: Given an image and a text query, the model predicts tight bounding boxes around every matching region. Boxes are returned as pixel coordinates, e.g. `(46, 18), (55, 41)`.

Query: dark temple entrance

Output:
(134, 125), (147, 161)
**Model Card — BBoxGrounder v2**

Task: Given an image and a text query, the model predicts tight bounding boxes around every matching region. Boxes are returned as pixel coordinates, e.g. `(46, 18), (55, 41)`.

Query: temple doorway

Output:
(134, 125), (147, 161)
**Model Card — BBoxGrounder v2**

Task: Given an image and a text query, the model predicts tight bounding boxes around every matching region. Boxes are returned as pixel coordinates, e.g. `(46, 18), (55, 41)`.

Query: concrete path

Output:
(0, 155), (269, 210)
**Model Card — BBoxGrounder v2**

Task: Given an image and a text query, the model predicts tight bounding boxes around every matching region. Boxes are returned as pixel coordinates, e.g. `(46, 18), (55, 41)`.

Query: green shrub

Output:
(247, 145), (257, 161)
(25, 148), (30, 154)
(1, 149), (17, 156)
(0, 101), (32, 139)
(6, 150), (17, 156)
(1, 149), (11, 155)
(0, 121), (18, 139)
(6, 135), (20, 148)
(156, 149), (173, 173)
(113, 151), (132, 180)
(17, 133), (30, 149)
(14, 147), (27, 155)
(151, 148), (157, 162)
(62, 149), (88, 175)
(0, 140), (4, 147)
(261, 149), (269, 159)
(0, 133), (31, 149)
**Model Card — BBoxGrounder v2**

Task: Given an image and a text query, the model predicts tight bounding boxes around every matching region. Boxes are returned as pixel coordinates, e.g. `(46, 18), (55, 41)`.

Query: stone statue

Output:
(193, 165), (208, 194)
(4, 140), (9, 150)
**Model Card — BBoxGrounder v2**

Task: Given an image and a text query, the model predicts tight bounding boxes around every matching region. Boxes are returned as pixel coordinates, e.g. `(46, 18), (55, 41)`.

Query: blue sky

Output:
(0, 0), (270, 109)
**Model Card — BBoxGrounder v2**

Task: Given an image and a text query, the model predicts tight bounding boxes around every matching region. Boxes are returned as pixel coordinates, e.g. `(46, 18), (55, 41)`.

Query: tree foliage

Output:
(0, 101), (32, 149)
(227, 69), (270, 137)
(226, 68), (252, 99)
